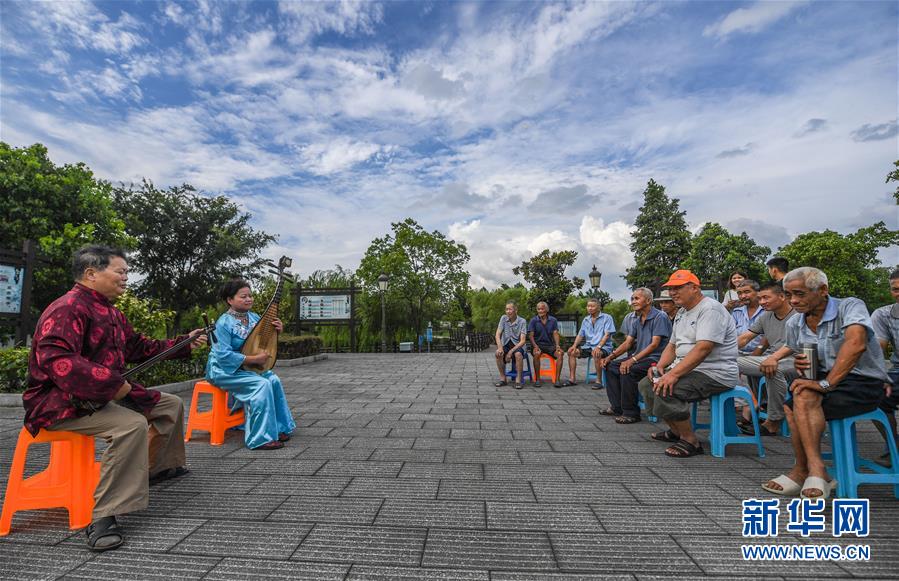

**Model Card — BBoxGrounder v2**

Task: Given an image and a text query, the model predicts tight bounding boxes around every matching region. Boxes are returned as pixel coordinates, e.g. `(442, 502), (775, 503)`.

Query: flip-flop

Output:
(494, 380), (508, 387)
(761, 474), (802, 496)
(665, 439), (704, 458)
(800, 476), (837, 500)
(739, 423), (779, 437)
(651, 429), (680, 442)
(615, 415), (641, 424)
(599, 407), (617, 416)
(513, 383), (523, 390)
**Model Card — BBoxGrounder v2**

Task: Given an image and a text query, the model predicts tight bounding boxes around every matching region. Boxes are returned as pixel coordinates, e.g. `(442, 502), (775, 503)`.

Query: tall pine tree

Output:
(624, 179), (691, 292)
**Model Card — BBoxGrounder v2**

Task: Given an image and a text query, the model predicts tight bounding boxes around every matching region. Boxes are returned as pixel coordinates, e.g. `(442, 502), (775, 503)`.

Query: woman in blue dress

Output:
(206, 279), (296, 450)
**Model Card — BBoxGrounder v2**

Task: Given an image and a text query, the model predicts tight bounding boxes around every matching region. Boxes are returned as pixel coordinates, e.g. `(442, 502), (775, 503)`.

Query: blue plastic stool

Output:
(691, 386), (765, 458)
(827, 409), (899, 499)
(637, 390), (658, 423)
(505, 352), (532, 383)
(586, 367), (606, 386)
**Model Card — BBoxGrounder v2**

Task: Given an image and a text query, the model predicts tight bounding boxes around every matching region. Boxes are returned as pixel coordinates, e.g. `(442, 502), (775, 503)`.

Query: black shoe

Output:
(149, 466), (190, 485)
(85, 516), (124, 552)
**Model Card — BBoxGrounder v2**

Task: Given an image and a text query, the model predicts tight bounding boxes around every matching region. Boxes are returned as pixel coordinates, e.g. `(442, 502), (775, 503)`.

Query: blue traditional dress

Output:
(205, 311), (296, 449)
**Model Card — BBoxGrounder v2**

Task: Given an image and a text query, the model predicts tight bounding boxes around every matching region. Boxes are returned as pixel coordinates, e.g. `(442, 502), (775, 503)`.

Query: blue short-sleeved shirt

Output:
(785, 296), (889, 382)
(733, 304), (764, 353)
(626, 307), (672, 362)
(528, 315), (559, 346)
(578, 313), (615, 348)
(871, 304), (899, 369)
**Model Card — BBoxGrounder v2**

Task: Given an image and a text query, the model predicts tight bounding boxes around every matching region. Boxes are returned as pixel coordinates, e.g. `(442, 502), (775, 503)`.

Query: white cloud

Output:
(704, 1), (808, 40)
(278, 0), (383, 44)
(300, 138), (394, 175)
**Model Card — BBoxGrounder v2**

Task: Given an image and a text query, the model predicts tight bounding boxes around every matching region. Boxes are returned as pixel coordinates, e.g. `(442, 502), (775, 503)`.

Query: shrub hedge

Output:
(0, 334), (322, 394)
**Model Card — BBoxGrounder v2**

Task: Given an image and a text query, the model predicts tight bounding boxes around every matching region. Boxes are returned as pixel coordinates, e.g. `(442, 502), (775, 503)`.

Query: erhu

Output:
(241, 256), (293, 373)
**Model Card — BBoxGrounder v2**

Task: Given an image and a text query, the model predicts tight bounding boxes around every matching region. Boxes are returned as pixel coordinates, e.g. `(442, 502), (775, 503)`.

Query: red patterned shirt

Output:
(23, 283), (190, 435)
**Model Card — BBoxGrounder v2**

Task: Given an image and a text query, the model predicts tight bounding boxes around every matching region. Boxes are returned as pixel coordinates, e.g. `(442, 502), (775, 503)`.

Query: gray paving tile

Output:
(444, 450), (522, 464)
(532, 482), (636, 504)
(423, 529), (557, 571)
(164, 492), (288, 520)
(488, 502), (602, 531)
(293, 524), (427, 566)
(342, 477), (440, 499)
(267, 495), (383, 524)
(591, 503), (727, 534)
(236, 458), (327, 474)
(564, 466), (664, 483)
(484, 464), (573, 481)
(371, 449), (446, 463)
(0, 544), (92, 580)
(60, 552), (221, 580)
(375, 498), (487, 529)
(399, 462), (483, 480)
(347, 565), (489, 580)
(59, 515), (206, 552)
(438, 480), (536, 502)
(493, 575), (635, 581)
(519, 451), (602, 465)
(624, 483), (738, 506)
(171, 519), (312, 558)
(0, 509), (81, 545)
(249, 475), (351, 496)
(204, 558), (349, 580)
(550, 533), (701, 574)
(318, 460), (404, 477)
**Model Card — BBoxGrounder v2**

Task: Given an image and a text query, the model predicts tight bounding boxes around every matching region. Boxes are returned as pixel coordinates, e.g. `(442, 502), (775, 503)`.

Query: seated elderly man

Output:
(566, 298), (615, 388)
(736, 281), (797, 436)
(732, 279), (765, 355)
(638, 270), (739, 457)
(528, 301), (564, 388)
(762, 267), (889, 499)
(868, 268), (899, 466)
(601, 288), (671, 424)
(494, 301), (528, 389)
(655, 289), (679, 322)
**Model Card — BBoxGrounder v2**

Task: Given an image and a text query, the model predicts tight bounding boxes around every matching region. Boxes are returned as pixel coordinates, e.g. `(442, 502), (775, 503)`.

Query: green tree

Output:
(625, 179), (691, 292)
(887, 160), (899, 205)
(683, 223), (770, 292)
(467, 284), (529, 333)
(0, 142), (132, 311)
(513, 249), (585, 313)
(112, 180), (276, 328)
(778, 222), (899, 308)
(357, 218), (470, 339)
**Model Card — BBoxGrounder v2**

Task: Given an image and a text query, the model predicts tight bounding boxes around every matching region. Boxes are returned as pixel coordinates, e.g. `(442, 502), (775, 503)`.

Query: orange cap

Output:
(662, 269), (700, 287)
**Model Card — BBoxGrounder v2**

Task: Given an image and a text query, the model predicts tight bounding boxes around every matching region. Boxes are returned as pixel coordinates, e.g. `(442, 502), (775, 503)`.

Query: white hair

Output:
(783, 267), (828, 291)
(634, 287), (654, 302)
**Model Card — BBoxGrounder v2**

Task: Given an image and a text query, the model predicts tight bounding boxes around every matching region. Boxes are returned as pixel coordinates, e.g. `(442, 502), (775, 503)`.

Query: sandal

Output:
(599, 407), (617, 416)
(256, 440), (285, 450)
(149, 466), (189, 485)
(553, 382), (563, 388)
(85, 516), (124, 552)
(615, 415), (641, 424)
(513, 383), (523, 390)
(591, 382), (604, 390)
(533, 381), (543, 387)
(651, 429), (680, 442)
(739, 423), (779, 437)
(494, 380), (508, 387)
(800, 476), (837, 500)
(278, 432), (291, 442)
(761, 474), (802, 496)
(665, 439), (704, 458)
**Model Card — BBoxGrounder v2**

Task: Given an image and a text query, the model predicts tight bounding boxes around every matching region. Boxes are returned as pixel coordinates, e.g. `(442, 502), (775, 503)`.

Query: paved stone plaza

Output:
(1, 352), (898, 580)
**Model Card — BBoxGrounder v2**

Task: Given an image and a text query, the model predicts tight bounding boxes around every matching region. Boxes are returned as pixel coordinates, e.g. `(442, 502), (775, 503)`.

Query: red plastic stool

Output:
(1, 428), (101, 535)
(184, 380), (245, 446)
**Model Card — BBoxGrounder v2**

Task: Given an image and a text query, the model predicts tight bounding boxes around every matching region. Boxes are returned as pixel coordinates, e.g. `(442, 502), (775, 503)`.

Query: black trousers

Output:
(605, 359), (654, 417)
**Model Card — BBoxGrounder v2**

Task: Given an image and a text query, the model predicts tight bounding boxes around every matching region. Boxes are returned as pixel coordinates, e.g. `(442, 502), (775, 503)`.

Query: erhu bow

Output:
(122, 313), (217, 379)
(241, 256), (294, 373)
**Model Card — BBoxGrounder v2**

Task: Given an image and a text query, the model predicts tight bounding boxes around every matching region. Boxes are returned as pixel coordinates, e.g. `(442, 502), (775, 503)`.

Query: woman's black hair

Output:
(727, 270), (749, 289)
(219, 278), (251, 302)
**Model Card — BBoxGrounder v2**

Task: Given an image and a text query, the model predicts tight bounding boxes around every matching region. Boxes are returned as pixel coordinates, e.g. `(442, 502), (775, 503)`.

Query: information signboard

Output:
(299, 295), (351, 320)
(0, 265), (24, 314)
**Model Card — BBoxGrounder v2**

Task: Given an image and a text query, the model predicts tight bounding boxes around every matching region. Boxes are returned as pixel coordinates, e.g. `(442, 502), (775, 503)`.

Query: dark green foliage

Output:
(683, 222), (770, 292)
(0, 142), (132, 311)
(357, 218), (470, 339)
(778, 222), (899, 309)
(0, 347), (29, 393)
(887, 160), (899, 205)
(513, 249), (585, 313)
(278, 334), (324, 359)
(112, 180), (276, 328)
(625, 179), (691, 292)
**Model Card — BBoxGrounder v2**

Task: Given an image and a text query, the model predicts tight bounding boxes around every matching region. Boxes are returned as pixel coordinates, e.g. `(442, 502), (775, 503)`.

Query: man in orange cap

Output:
(637, 270), (740, 457)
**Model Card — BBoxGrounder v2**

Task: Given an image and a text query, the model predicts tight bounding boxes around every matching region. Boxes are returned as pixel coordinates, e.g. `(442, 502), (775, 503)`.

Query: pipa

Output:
(241, 256), (292, 373)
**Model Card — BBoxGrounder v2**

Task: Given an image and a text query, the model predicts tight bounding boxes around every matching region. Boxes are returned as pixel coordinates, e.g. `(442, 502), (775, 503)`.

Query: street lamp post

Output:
(589, 265), (602, 290)
(378, 273), (389, 353)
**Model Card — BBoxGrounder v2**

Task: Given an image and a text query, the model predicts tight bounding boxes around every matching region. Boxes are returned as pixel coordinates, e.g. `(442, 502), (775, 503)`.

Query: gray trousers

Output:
(737, 355), (797, 422)
(637, 370), (731, 422)
(47, 392), (186, 519)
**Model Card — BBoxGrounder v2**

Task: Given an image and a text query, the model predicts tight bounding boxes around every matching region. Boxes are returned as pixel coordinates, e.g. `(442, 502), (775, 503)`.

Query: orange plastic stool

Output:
(184, 380), (245, 446)
(1, 428), (101, 535)
(537, 352), (559, 382)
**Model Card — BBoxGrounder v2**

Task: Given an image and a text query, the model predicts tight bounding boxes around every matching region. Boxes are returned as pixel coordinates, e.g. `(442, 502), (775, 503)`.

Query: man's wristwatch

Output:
(818, 379), (831, 392)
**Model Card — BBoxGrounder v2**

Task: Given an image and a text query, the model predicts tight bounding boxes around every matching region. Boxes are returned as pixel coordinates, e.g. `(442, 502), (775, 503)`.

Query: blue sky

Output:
(1, 1), (896, 298)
